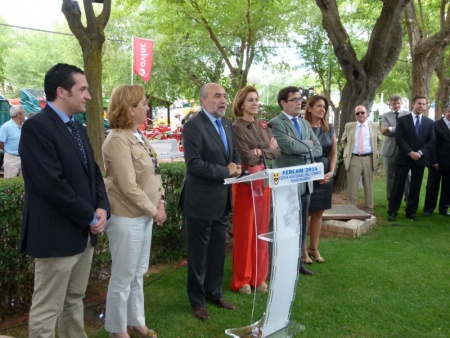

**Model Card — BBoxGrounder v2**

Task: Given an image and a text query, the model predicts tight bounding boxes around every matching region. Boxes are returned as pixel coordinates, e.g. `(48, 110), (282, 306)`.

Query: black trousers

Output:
(424, 168), (450, 213)
(388, 161), (425, 215)
(185, 214), (229, 308)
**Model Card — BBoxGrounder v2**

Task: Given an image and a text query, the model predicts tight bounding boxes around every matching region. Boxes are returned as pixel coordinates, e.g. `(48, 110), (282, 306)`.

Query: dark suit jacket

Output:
(430, 118), (450, 171)
(179, 110), (240, 220)
(19, 105), (110, 258)
(395, 113), (435, 167)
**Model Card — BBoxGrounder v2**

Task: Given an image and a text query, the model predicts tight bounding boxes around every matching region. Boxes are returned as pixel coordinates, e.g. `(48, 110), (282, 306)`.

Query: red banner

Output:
(133, 37), (154, 82)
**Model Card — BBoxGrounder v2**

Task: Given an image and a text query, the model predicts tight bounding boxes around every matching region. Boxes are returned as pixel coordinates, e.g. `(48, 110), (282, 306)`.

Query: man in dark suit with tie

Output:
(424, 103), (450, 217)
(19, 63), (110, 337)
(179, 83), (241, 321)
(388, 96), (435, 222)
(269, 86), (322, 276)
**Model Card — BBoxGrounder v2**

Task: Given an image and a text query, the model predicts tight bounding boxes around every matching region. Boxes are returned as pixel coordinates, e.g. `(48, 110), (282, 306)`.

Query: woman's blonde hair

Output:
(108, 84), (146, 129)
(304, 95), (330, 132)
(232, 86), (259, 117)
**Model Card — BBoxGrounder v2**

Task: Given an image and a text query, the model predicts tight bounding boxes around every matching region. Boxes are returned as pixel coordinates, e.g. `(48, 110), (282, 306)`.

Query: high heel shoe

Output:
(127, 326), (157, 338)
(256, 282), (268, 294)
(307, 248), (324, 263)
(302, 250), (313, 264)
(238, 284), (251, 295)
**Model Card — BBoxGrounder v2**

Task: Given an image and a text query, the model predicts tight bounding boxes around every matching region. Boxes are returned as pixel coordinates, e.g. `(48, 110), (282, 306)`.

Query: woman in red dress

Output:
(230, 86), (280, 294)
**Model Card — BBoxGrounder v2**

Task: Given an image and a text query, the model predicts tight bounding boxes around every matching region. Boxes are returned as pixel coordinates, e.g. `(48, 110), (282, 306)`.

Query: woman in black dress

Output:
(302, 95), (337, 263)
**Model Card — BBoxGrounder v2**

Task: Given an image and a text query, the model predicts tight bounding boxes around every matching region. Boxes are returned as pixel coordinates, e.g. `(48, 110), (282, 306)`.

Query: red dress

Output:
(230, 119), (280, 291)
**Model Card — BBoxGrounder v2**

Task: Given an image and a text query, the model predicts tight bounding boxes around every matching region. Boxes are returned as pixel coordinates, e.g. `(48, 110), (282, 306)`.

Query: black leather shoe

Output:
(406, 213), (419, 221)
(424, 211), (432, 216)
(193, 306), (211, 321)
(299, 266), (314, 276)
(210, 298), (236, 310)
(388, 214), (396, 222)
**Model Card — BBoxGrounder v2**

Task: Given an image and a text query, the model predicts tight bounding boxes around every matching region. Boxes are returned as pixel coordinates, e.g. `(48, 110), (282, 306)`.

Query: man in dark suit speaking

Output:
(388, 96), (435, 222)
(179, 83), (241, 321)
(19, 63), (110, 337)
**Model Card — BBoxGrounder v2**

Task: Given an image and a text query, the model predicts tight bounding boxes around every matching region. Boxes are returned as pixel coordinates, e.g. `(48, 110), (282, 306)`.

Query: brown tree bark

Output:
(405, 1), (450, 109)
(315, 0), (410, 193)
(435, 52), (450, 119)
(315, 0), (410, 139)
(61, 0), (111, 168)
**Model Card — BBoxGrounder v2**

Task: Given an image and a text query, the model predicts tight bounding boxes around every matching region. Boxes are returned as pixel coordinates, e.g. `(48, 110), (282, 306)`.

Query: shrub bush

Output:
(0, 160), (187, 317)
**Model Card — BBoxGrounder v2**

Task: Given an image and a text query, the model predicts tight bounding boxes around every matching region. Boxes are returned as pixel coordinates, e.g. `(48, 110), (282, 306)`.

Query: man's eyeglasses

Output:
(285, 98), (302, 103)
(355, 111), (366, 116)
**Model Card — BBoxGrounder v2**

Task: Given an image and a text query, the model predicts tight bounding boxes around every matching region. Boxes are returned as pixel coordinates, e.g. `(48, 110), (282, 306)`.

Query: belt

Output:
(6, 152), (20, 157)
(352, 153), (372, 157)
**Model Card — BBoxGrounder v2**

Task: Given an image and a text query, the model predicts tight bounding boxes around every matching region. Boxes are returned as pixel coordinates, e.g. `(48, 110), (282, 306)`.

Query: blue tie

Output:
(215, 118), (229, 154)
(292, 117), (302, 139)
(415, 115), (420, 135)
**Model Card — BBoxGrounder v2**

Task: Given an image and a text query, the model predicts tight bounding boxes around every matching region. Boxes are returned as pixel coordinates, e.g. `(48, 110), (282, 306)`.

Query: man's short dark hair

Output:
(412, 95), (427, 104)
(44, 63), (84, 102)
(277, 86), (300, 109)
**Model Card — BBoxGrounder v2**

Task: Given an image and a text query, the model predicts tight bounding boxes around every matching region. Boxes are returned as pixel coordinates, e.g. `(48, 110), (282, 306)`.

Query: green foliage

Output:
(152, 161), (186, 263)
(3, 28), (82, 92)
(0, 178), (32, 317)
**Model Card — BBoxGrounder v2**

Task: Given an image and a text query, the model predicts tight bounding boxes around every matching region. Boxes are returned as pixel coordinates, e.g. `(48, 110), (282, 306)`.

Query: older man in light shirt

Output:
(341, 105), (381, 214)
(0, 105), (26, 178)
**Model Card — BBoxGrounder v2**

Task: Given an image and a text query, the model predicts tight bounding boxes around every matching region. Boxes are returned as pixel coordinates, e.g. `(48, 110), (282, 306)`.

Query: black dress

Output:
(309, 126), (334, 212)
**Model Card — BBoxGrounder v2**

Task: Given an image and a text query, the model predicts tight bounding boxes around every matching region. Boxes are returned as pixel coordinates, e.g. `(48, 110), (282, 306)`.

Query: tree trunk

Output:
(315, 0), (410, 192)
(61, 0), (111, 168)
(315, 0), (410, 140)
(82, 43), (105, 165)
(405, 1), (450, 106)
(435, 54), (450, 118)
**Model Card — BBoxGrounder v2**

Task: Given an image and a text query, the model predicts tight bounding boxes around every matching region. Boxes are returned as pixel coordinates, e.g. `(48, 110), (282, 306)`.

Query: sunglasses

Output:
(355, 111), (366, 116)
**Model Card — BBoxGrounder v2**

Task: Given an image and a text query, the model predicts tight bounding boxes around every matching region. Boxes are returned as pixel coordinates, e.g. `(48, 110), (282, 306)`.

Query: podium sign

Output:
(225, 163), (324, 337)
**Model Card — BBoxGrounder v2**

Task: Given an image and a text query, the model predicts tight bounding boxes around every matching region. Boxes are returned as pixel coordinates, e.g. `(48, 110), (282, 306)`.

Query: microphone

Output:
(247, 123), (268, 169)
(267, 122), (315, 164)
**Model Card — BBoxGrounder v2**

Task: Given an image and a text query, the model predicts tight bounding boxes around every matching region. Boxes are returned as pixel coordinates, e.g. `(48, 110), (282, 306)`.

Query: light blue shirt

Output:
(48, 102), (73, 127)
(410, 112), (422, 125)
(48, 102), (97, 226)
(203, 109), (223, 135)
(281, 111), (303, 136)
(0, 119), (22, 155)
(353, 121), (372, 154)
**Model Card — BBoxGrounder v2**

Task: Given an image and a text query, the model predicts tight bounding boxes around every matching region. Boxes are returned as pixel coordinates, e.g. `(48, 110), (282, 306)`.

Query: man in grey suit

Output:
(380, 95), (410, 202)
(341, 105), (381, 214)
(180, 83), (241, 321)
(269, 86), (322, 276)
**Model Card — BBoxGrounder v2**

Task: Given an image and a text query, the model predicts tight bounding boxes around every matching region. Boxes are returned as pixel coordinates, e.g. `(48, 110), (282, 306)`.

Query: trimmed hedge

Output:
(0, 161), (186, 317)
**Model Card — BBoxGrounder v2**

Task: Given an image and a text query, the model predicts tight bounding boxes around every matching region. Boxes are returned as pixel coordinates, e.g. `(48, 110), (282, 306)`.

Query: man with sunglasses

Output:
(269, 86), (322, 276)
(342, 105), (381, 214)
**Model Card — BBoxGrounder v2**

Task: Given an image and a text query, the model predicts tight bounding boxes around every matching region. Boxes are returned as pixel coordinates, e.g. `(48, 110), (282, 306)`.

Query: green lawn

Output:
(5, 169), (450, 338)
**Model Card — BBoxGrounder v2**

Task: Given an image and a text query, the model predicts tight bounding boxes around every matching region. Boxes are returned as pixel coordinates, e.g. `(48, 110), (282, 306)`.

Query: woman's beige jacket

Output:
(102, 129), (165, 218)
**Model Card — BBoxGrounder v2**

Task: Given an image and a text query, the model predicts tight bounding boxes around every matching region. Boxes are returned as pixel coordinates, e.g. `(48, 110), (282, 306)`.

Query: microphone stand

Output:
(267, 122), (315, 164)
(247, 123), (268, 169)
